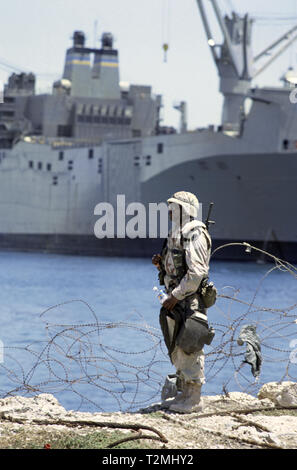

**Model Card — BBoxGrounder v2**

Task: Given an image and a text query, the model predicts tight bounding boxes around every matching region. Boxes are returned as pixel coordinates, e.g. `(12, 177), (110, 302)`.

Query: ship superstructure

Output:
(0, 1), (297, 260)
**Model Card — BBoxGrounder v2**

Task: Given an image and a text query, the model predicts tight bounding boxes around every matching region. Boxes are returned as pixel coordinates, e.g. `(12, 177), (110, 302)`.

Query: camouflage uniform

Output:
(159, 191), (212, 413)
(163, 218), (211, 386)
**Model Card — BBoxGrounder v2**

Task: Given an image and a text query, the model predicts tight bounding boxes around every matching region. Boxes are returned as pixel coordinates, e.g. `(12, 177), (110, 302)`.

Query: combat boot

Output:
(161, 388), (187, 408)
(161, 374), (188, 409)
(169, 382), (203, 413)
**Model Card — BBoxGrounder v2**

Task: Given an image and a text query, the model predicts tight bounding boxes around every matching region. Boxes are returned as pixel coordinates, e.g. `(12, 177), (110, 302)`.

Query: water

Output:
(0, 251), (296, 412)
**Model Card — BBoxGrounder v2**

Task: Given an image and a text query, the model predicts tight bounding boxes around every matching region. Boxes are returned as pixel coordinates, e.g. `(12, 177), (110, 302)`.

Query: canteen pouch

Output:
(199, 278), (217, 308)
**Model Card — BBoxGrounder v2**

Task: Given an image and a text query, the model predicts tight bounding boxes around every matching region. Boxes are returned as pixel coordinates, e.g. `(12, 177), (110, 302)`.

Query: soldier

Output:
(152, 191), (215, 413)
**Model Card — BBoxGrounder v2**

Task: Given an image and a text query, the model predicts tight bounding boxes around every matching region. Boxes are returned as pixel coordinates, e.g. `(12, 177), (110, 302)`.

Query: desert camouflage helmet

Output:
(167, 191), (199, 217)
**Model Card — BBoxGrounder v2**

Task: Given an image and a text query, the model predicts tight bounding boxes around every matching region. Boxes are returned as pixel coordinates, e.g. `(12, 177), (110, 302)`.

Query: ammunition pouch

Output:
(159, 246), (185, 287)
(171, 248), (186, 280)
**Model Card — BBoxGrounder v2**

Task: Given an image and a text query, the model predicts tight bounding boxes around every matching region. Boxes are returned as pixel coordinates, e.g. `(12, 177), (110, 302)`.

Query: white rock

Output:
(0, 393), (67, 422)
(33, 393), (61, 406)
(263, 433), (281, 446)
(257, 381), (296, 404)
(276, 384), (297, 407)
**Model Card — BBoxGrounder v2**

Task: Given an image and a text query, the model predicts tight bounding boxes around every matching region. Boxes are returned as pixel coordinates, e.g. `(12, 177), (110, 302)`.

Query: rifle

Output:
(204, 202), (215, 232)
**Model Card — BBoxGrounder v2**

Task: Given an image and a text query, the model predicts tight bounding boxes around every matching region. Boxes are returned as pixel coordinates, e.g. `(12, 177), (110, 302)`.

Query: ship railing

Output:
(21, 135), (102, 149)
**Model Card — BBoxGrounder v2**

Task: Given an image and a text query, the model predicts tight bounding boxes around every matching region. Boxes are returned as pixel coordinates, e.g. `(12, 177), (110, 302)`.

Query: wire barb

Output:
(0, 243), (296, 412)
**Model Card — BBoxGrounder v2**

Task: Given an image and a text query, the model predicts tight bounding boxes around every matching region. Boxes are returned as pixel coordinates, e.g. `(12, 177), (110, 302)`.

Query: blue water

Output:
(0, 251), (296, 412)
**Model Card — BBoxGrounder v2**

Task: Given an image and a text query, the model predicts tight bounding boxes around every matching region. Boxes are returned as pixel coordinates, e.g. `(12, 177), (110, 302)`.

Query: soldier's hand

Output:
(163, 294), (178, 311)
(152, 254), (161, 269)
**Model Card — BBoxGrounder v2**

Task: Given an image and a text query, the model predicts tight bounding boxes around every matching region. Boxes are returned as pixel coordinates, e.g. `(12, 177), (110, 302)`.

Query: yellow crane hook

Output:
(162, 43), (169, 63)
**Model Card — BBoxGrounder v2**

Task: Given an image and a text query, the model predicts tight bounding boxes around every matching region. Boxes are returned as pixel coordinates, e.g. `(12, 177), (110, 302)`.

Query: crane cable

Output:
(162, 0), (170, 63)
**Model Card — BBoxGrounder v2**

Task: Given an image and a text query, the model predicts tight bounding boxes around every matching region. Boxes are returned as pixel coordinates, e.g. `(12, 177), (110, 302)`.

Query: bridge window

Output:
(98, 157), (102, 173)
(157, 143), (164, 154)
(132, 129), (141, 137)
(283, 139), (290, 150)
(57, 125), (72, 137)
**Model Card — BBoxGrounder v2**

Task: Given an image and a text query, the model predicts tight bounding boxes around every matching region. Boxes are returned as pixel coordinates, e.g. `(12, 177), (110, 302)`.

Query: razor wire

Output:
(0, 243), (296, 412)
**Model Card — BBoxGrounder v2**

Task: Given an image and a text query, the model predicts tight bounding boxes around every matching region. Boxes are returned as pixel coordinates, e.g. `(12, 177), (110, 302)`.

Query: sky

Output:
(0, 0), (297, 130)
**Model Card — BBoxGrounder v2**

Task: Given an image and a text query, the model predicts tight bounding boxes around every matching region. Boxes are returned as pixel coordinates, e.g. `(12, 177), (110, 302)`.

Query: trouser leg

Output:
(162, 314), (205, 411)
(161, 317), (185, 406)
(168, 343), (204, 413)
(165, 315), (205, 385)
(171, 346), (205, 385)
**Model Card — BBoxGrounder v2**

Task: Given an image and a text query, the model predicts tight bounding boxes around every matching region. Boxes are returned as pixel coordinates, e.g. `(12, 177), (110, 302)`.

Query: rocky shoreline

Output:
(0, 381), (296, 449)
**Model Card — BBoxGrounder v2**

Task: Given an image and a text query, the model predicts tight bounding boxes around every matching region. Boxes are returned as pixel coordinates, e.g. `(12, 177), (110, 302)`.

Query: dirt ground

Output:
(0, 391), (296, 449)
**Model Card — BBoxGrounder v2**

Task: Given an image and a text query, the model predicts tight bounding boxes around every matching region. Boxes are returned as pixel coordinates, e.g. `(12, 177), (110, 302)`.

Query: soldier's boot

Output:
(161, 375), (186, 409)
(169, 382), (203, 414)
(161, 388), (187, 408)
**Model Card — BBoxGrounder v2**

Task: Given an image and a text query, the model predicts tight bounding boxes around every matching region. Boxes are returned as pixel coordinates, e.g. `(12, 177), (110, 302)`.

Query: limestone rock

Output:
(258, 382), (296, 406)
(276, 384), (297, 407)
(0, 394), (67, 422)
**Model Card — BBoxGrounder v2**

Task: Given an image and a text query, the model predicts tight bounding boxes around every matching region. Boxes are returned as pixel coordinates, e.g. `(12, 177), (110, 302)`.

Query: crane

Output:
(195, 0), (297, 132)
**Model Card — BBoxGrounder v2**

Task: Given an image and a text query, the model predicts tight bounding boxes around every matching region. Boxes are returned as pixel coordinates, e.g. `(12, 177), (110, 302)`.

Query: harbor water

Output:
(0, 250), (296, 412)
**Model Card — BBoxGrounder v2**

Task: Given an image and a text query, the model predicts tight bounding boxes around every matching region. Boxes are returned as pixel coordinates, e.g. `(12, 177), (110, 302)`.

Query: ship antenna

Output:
(93, 20), (98, 48)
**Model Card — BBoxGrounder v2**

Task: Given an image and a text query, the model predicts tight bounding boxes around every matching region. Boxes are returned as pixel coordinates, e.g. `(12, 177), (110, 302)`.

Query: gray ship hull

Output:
(141, 151), (297, 244)
(0, 234), (295, 261)
(0, 149), (296, 262)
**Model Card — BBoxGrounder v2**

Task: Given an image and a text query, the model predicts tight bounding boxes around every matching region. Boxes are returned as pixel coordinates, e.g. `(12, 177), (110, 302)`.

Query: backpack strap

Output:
(181, 220), (212, 251)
